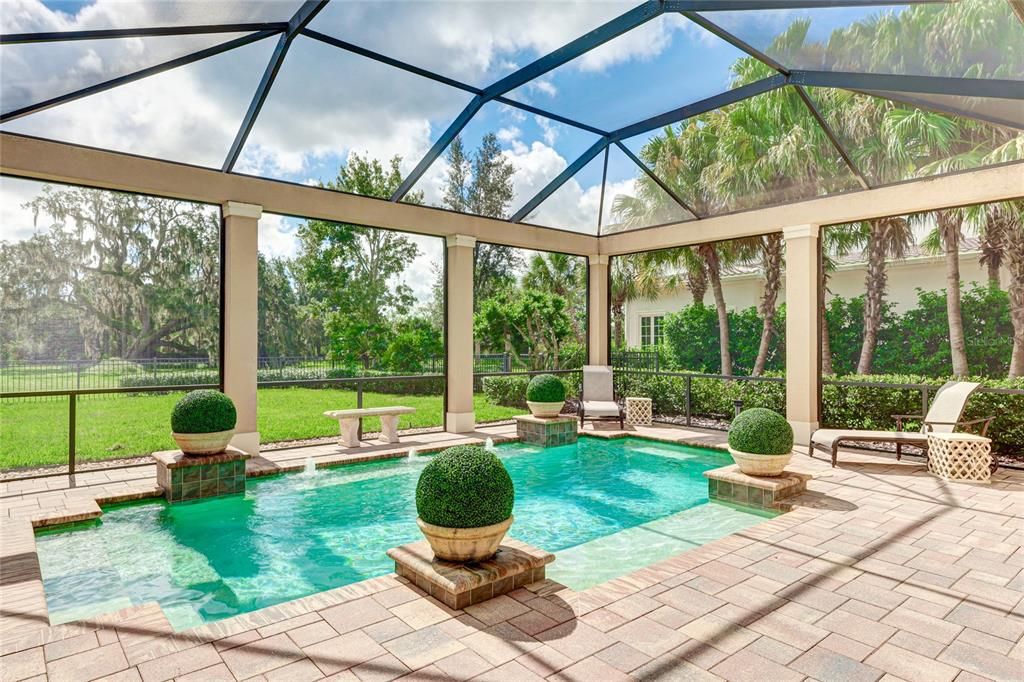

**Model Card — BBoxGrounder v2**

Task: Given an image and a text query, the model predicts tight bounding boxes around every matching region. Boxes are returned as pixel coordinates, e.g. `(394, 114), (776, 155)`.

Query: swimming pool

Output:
(35, 436), (775, 630)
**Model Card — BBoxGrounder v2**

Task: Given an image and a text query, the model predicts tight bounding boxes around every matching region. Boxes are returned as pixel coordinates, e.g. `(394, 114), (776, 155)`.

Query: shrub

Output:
(481, 375), (529, 407)
(728, 408), (793, 455)
(527, 374), (566, 403)
(416, 445), (514, 528)
(171, 390), (237, 434)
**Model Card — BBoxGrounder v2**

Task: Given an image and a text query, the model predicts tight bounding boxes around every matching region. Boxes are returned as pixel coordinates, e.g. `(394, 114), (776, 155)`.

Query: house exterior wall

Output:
(622, 252), (1003, 348)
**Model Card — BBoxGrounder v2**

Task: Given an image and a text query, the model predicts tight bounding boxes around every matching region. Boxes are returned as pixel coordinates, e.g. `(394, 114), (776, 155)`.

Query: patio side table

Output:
(926, 432), (992, 483)
(625, 397), (653, 427)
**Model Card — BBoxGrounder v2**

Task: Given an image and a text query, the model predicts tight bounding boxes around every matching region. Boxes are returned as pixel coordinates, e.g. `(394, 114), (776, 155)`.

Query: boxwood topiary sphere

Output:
(416, 445), (514, 528)
(728, 408), (793, 455)
(171, 390), (237, 434)
(526, 373), (566, 403)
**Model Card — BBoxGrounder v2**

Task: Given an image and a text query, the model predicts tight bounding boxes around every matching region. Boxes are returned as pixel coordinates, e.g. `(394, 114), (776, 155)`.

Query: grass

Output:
(0, 387), (526, 470)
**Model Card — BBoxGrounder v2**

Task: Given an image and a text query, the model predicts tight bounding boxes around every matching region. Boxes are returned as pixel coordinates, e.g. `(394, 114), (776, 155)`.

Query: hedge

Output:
(120, 367), (444, 394)
(613, 371), (1022, 454)
(481, 374), (580, 408)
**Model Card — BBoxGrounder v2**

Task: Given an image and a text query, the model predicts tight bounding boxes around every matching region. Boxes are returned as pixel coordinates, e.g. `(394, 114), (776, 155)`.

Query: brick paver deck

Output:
(2, 423), (1022, 681)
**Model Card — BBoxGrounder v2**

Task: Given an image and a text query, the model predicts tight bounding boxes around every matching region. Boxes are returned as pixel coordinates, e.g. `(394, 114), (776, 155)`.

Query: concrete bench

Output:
(323, 406), (416, 447)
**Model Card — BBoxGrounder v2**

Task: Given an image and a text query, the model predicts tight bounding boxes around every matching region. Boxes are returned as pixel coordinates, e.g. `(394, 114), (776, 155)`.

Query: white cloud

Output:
(496, 127), (522, 143)
(0, 175), (46, 243)
(258, 214), (301, 260)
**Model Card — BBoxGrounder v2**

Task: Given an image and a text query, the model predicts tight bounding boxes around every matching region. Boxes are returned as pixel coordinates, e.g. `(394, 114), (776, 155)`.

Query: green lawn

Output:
(0, 387), (525, 470)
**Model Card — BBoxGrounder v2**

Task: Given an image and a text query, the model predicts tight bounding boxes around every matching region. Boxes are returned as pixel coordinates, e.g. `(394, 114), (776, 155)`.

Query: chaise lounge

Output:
(810, 380), (993, 467)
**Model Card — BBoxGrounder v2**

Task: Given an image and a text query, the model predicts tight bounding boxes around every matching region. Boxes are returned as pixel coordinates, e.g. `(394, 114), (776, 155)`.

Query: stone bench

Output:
(323, 406), (416, 447)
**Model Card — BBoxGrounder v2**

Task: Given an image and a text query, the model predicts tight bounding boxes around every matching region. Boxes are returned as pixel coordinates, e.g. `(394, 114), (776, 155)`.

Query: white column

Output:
(783, 224), (821, 446)
(588, 254), (610, 365)
(222, 201), (262, 454)
(445, 234), (476, 433)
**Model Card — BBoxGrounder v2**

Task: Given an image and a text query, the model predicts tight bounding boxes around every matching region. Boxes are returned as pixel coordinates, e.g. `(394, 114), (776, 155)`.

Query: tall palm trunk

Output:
(938, 210), (969, 376)
(857, 220), (889, 374)
(982, 206), (1006, 287)
(611, 301), (625, 349)
(1006, 222), (1024, 378)
(823, 270), (831, 376)
(698, 244), (732, 375)
(753, 234), (782, 376)
(687, 250), (708, 305)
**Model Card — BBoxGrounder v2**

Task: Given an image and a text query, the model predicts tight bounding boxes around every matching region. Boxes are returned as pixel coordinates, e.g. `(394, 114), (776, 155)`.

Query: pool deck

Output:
(1, 422), (1022, 681)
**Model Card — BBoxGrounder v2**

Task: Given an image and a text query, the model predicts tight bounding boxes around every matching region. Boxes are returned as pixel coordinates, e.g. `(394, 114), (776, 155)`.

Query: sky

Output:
(0, 0), (923, 302)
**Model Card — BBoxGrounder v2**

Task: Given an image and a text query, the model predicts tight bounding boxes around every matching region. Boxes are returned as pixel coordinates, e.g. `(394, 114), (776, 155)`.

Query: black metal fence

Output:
(0, 353), (592, 398)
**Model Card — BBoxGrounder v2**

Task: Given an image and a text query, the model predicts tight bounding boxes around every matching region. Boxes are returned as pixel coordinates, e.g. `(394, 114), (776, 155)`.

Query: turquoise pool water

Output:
(35, 437), (775, 630)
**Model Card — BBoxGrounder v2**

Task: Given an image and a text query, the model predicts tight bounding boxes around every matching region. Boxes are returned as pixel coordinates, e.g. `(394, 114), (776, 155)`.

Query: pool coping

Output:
(1, 427), (808, 658)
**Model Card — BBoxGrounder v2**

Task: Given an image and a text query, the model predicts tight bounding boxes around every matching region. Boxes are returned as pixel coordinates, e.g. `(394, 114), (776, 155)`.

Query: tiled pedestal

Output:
(152, 446), (251, 503)
(514, 414), (577, 447)
(387, 537), (554, 610)
(705, 464), (810, 510)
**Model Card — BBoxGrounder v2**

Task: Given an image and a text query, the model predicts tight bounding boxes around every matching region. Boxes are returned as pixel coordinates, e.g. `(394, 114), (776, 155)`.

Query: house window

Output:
(640, 315), (664, 348)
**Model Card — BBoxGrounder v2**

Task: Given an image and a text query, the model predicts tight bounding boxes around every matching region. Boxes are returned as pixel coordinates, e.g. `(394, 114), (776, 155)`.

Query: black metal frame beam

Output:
(857, 89), (1024, 131)
(221, 0), (329, 172)
(300, 28), (611, 137)
(0, 30), (279, 123)
(679, 11), (789, 74)
(794, 85), (871, 190)
(0, 23), (287, 44)
(791, 70), (1024, 99)
(612, 74), (788, 141)
(511, 137), (609, 223)
(615, 141), (701, 218)
(665, 0), (951, 8)
(391, 0), (664, 202)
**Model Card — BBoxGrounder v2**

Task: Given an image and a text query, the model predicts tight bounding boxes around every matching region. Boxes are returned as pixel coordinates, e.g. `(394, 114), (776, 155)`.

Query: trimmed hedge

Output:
(728, 408), (793, 455)
(415, 445), (514, 528)
(613, 371), (1022, 454)
(170, 390), (236, 433)
(527, 374), (565, 403)
(482, 374), (578, 408)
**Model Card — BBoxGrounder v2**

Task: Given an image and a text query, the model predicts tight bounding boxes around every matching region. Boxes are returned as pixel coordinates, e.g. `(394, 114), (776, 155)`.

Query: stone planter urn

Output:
(417, 516), (514, 563)
(526, 400), (564, 418)
(525, 374), (567, 419)
(727, 408), (795, 479)
(416, 445), (515, 564)
(172, 429), (235, 456)
(728, 448), (793, 477)
(170, 390), (238, 457)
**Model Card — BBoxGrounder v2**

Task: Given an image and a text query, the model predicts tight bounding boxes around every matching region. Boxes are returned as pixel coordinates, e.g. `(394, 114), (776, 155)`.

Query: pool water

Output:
(35, 437), (775, 630)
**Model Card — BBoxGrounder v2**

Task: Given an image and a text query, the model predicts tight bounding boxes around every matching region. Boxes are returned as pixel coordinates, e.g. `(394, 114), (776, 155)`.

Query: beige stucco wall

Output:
(622, 252), (1002, 347)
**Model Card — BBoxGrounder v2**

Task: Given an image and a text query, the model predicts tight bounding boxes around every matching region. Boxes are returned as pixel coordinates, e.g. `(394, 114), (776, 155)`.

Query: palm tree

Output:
(522, 252), (586, 338)
(821, 225), (863, 376)
(609, 253), (666, 349)
(854, 216), (913, 374)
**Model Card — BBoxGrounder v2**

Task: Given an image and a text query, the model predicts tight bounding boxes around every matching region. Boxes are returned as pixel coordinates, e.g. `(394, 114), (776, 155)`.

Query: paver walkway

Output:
(1, 423), (1022, 681)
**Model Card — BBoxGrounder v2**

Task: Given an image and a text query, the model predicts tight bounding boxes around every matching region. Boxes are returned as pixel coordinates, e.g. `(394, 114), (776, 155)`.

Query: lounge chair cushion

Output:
(811, 429), (928, 450)
(582, 400), (621, 417)
(583, 365), (614, 402)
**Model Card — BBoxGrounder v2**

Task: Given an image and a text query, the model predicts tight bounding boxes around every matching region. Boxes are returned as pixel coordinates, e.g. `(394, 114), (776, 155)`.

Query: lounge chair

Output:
(579, 365), (624, 429)
(810, 381), (994, 467)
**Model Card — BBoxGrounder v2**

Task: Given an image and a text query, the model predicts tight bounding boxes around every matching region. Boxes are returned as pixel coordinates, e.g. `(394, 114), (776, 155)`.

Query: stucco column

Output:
(588, 254), (610, 365)
(783, 224), (821, 446)
(222, 201), (262, 454)
(445, 234), (476, 433)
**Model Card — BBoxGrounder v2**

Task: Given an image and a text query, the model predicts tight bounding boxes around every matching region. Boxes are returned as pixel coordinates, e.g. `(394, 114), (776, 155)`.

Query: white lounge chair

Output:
(810, 381), (993, 467)
(578, 365), (624, 429)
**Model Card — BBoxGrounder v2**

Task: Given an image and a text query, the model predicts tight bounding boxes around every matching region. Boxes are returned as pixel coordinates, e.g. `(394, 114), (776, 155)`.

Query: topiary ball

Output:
(728, 408), (794, 455)
(171, 390), (237, 434)
(416, 445), (514, 528)
(526, 373), (566, 403)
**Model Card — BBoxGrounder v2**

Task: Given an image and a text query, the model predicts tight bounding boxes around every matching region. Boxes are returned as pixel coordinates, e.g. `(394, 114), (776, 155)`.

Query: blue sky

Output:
(4, 1), (947, 299)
